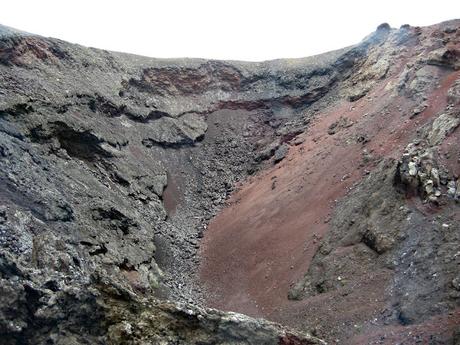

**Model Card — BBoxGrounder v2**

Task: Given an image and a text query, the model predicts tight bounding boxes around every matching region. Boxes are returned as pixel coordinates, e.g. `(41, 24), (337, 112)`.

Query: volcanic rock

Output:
(1, 19), (460, 345)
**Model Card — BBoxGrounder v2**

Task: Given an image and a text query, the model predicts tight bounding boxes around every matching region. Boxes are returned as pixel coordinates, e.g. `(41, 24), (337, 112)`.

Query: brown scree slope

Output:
(200, 20), (460, 344)
(1, 19), (460, 345)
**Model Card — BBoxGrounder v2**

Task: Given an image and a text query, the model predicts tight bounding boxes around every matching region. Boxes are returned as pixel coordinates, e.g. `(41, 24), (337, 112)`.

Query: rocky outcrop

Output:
(289, 153), (459, 326)
(284, 28), (460, 335)
(396, 142), (457, 202)
(288, 160), (407, 300)
(199, 19), (460, 344)
(0, 21), (357, 344)
(427, 112), (460, 145)
(108, 299), (325, 345)
(425, 47), (460, 70)
(0, 251), (324, 345)
(1, 19), (460, 345)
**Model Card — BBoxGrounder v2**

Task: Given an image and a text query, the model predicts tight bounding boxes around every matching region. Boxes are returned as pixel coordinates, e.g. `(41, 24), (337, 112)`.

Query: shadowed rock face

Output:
(0, 19), (459, 344)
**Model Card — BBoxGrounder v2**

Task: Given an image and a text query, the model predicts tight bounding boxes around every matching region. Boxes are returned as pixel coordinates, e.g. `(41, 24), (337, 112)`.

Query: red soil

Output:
(199, 62), (460, 342)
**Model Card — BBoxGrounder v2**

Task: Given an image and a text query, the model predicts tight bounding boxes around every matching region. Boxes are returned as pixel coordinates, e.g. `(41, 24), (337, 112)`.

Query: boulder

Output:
(427, 113), (460, 145)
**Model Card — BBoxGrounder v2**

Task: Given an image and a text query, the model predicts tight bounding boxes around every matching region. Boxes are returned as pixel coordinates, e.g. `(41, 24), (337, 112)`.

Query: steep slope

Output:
(0, 19), (459, 345)
(200, 20), (460, 344)
(0, 23), (341, 345)
(0, 21), (366, 344)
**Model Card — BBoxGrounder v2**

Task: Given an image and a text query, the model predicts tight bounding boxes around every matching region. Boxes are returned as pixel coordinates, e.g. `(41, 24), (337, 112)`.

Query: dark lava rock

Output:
(0, 22), (347, 344)
(274, 143), (290, 163)
(1, 18), (459, 345)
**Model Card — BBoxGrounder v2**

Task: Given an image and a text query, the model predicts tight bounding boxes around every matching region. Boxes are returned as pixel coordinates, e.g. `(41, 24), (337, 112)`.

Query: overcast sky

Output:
(2, 0), (460, 61)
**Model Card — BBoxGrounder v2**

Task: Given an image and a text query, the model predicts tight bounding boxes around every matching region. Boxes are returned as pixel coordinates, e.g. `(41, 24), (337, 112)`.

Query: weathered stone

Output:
(427, 113), (460, 145)
(424, 179), (434, 195)
(395, 140), (459, 204)
(425, 47), (460, 70)
(255, 142), (280, 162)
(408, 161), (418, 176)
(447, 180), (457, 197)
(447, 79), (460, 105)
(327, 116), (354, 135)
(273, 143), (289, 163)
(107, 299), (325, 345)
(406, 65), (440, 102)
(431, 167), (440, 186)
(1, 19), (460, 345)
(411, 102), (427, 117)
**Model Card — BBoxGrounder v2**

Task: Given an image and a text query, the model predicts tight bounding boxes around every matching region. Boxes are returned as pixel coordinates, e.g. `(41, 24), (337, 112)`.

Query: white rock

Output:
(408, 161), (418, 176)
(430, 168), (440, 186)
(424, 179), (434, 194)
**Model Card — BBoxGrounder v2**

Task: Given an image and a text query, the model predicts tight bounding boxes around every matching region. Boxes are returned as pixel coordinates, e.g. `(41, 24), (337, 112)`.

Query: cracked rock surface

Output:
(1, 19), (460, 345)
